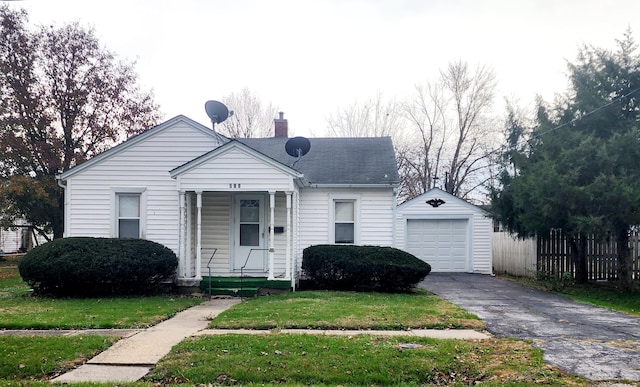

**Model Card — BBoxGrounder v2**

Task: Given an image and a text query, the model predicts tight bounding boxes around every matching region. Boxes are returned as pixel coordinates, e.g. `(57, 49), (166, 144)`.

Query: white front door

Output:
(233, 194), (267, 272)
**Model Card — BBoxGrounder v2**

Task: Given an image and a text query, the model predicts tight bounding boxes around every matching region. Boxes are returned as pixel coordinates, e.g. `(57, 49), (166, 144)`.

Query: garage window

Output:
(333, 200), (355, 244)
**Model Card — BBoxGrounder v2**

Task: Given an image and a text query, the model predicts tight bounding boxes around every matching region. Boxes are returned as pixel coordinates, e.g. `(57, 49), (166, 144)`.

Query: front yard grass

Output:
(210, 289), (484, 330)
(0, 296), (202, 329)
(0, 258), (201, 329)
(0, 255), (588, 385)
(0, 336), (116, 381)
(148, 334), (585, 386)
(558, 283), (640, 315)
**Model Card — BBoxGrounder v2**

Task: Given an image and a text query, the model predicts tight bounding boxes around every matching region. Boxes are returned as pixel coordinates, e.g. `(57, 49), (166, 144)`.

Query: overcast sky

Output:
(8, 0), (640, 136)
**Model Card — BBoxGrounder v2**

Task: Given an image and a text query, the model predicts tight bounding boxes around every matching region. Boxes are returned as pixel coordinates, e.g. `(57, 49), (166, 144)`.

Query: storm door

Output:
(233, 194), (267, 272)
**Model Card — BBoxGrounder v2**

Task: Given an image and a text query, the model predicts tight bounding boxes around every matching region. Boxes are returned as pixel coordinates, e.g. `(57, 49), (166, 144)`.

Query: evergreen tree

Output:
(492, 30), (640, 291)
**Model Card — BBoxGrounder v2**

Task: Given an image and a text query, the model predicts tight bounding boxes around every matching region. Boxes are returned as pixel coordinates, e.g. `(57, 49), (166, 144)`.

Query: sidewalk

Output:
(51, 298), (491, 383)
(52, 298), (241, 383)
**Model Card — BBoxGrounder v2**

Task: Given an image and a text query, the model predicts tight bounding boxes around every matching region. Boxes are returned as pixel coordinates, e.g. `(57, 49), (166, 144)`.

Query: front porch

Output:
(169, 139), (307, 289)
(175, 190), (300, 289)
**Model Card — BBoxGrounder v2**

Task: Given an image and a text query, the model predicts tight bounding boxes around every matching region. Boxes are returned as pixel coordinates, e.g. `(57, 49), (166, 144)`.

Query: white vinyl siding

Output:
(300, 188), (395, 249)
(177, 147), (296, 192)
(200, 192), (231, 275)
(65, 120), (222, 254)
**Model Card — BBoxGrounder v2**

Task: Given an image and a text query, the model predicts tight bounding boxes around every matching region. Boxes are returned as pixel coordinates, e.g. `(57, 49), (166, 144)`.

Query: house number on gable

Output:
(229, 183), (242, 189)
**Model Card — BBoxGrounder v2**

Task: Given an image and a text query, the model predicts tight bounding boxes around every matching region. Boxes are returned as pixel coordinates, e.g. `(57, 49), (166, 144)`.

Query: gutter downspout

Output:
(55, 175), (68, 238)
(392, 187), (398, 248)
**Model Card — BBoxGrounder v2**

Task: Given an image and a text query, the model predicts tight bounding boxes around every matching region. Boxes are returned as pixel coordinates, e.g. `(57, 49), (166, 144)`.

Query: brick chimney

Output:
(274, 111), (288, 137)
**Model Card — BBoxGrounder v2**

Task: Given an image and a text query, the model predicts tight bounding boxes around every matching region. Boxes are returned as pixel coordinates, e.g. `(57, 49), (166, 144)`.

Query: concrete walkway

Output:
(198, 328), (490, 339)
(52, 298), (241, 383)
(49, 297), (490, 383)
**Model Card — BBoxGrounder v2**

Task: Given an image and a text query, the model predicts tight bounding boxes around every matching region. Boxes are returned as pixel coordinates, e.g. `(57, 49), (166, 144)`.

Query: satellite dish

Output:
(204, 100), (229, 126)
(285, 136), (311, 168)
(285, 136), (311, 158)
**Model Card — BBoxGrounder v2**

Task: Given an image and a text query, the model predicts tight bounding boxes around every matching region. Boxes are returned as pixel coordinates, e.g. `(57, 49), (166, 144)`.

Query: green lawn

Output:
(0, 260), (202, 329)
(0, 336), (116, 381)
(0, 296), (202, 329)
(210, 289), (484, 330)
(147, 334), (585, 386)
(559, 284), (640, 315)
(0, 256), (591, 385)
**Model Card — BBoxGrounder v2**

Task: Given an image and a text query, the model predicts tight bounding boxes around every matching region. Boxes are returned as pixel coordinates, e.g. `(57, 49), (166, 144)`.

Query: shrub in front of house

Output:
(302, 245), (431, 292)
(19, 237), (178, 296)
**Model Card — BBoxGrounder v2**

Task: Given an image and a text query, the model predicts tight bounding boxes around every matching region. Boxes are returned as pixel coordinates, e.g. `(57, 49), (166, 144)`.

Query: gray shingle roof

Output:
(238, 137), (399, 185)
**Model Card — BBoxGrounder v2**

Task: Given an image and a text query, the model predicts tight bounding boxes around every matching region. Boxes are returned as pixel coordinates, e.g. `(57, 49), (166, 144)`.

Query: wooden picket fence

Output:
(537, 229), (640, 281)
(492, 232), (537, 277)
(492, 230), (640, 280)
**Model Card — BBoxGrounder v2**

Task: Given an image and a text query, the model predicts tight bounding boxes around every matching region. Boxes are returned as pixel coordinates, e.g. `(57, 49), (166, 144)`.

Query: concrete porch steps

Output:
(200, 276), (291, 298)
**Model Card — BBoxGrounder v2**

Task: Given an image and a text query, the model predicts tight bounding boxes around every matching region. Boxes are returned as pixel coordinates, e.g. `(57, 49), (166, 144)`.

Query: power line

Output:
(526, 86), (640, 142)
(492, 86), (640, 160)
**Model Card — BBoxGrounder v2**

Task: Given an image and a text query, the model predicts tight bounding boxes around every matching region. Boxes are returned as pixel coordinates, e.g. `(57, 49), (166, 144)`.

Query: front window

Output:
(334, 200), (355, 244)
(117, 194), (140, 238)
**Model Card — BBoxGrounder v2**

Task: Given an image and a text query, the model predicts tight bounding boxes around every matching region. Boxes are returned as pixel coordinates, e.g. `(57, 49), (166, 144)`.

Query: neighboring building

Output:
(0, 218), (50, 254)
(395, 188), (493, 274)
(57, 115), (399, 289)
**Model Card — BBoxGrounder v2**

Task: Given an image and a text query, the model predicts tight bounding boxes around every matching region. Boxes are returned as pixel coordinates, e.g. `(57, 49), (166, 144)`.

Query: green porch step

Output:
(209, 287), (260, 298)
(201, 277), (291, 298)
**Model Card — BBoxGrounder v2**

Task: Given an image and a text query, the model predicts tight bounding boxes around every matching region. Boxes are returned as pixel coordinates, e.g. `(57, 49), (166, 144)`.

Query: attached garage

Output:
(394, 188), (492, 274)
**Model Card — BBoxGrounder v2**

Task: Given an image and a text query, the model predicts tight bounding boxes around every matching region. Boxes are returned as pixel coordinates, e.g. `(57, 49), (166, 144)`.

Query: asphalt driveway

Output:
(420, 273), (640, 381)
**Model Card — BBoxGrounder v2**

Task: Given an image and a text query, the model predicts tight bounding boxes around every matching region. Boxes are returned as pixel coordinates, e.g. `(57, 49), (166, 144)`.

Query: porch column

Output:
(196, 191), (203, 279)
(285, 191), (292, 280)
(268, 191), (276, 280)
(178, 191), (186, 278)
(292, 191), (299, 290)
(186, 193), (193, 277)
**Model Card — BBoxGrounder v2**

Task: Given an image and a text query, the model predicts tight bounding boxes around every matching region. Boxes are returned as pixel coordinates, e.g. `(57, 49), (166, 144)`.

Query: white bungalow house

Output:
(57, 114), (399, 291)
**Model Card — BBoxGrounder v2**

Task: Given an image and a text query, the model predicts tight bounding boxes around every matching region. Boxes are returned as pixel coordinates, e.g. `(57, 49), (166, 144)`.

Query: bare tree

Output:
(397, 82), (448, 201)
(325, 92), (405, 138)
(322, 63), (498, 203)
(217, 88), (279, 138)
(400, 61), (498, 202)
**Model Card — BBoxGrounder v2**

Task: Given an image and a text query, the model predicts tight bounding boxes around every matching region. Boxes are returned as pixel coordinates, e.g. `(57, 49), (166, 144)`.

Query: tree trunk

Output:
(617, 228), (633, 293)
(571, 235), (588, 283)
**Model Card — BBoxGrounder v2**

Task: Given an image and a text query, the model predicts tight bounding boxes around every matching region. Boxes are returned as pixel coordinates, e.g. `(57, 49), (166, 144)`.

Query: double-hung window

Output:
(112, 188), (146, 238)
(333, 199), (357, 244)
(117, 194), (141, 238)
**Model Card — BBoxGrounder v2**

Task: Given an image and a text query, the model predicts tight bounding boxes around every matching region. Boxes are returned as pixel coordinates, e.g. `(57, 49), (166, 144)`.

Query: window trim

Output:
(329, 194), (360, 245)
(111, 188), (147, 238)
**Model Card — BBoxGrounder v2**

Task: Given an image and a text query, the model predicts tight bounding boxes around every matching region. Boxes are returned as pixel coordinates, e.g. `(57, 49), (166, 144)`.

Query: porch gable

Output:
(170, 140), (304, 192)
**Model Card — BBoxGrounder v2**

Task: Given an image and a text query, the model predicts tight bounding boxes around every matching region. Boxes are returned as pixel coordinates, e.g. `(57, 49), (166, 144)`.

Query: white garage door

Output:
(406, 219), (468, 272)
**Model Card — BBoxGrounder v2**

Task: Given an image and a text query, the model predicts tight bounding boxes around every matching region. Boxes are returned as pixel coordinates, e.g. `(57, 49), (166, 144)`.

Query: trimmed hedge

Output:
(302, 245), (431, 292)
(19, 237), (178, 296)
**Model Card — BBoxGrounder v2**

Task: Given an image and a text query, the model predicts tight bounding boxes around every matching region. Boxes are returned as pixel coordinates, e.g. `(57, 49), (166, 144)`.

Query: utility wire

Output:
(526, 86), (640, 143)
(493, 86), (640, 160)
